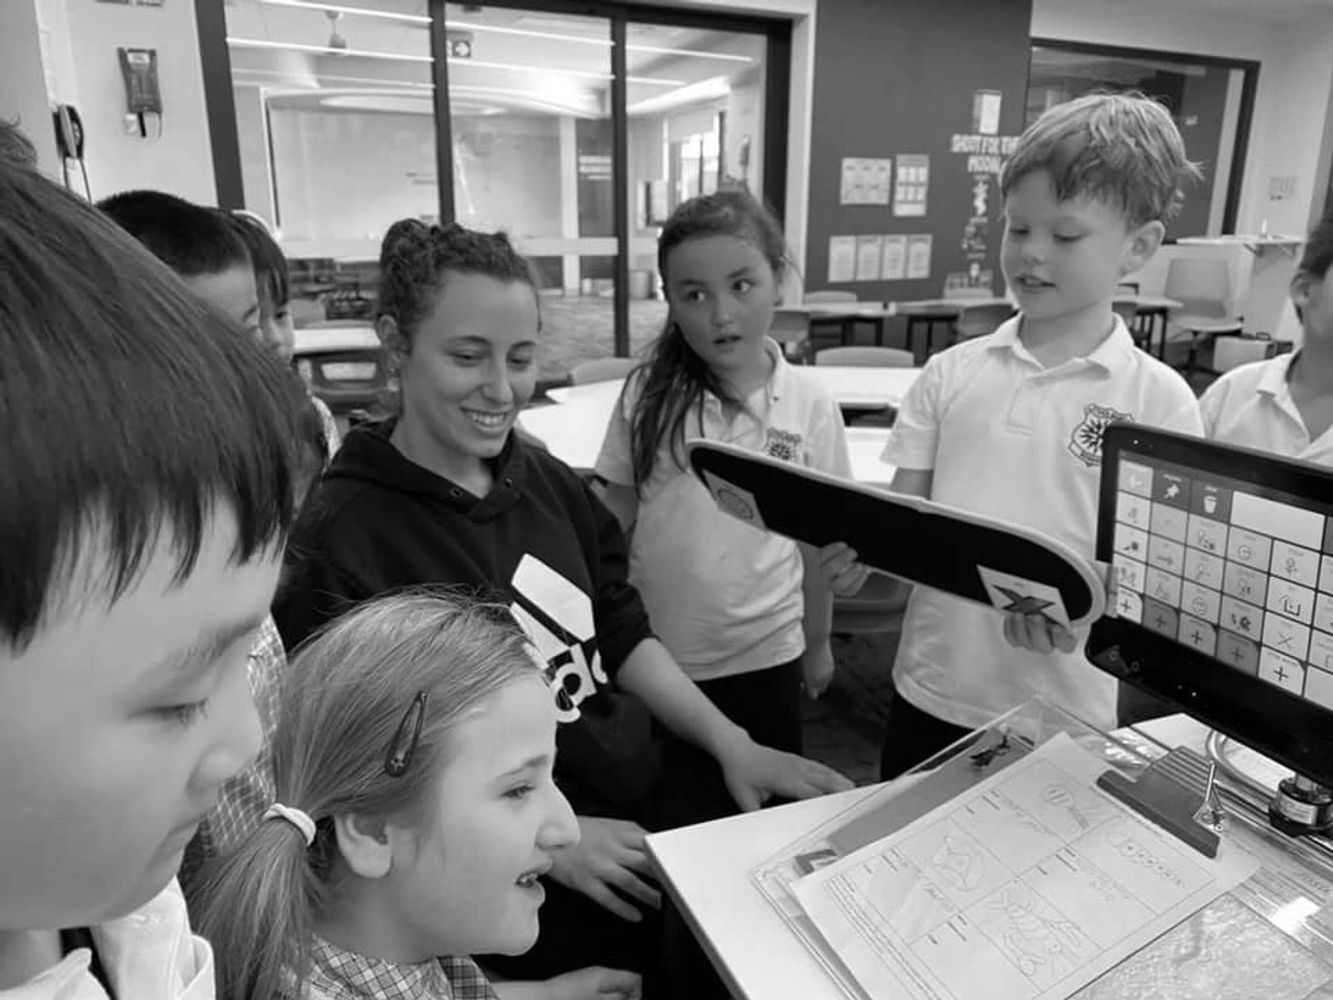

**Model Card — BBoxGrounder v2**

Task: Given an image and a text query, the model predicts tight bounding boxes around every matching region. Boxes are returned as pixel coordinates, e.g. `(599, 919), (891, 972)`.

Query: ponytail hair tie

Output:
(263, 803), (317, 847)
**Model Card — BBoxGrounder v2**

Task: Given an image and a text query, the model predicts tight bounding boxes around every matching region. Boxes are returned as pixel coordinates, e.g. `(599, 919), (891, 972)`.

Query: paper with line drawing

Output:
(792, 733), (1256, 1000)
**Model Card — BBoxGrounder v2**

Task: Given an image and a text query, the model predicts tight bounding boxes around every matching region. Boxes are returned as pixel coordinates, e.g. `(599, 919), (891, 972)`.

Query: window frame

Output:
(1029, 37), (1259, 235)
(196, 0), (792, 357)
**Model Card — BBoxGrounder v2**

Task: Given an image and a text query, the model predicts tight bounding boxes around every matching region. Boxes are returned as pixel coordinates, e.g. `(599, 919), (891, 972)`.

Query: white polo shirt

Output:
(884, 316), (1203, 729)
(596, 339), (851, 680)
(1200, 353), (1333, 466)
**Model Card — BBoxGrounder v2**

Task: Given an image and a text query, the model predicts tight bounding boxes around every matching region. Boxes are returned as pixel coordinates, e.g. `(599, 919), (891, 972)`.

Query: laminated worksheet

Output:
(793, 733), (1258, 1000)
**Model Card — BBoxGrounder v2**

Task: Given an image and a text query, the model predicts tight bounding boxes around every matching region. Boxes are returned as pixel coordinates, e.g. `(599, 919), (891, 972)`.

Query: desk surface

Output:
(647, 786), (874, 1000)
(798, 295), (1179, 320)
(545, 366), (919, 410)
(646, 714), (1333, 1000)
(518, 404), (896, 484)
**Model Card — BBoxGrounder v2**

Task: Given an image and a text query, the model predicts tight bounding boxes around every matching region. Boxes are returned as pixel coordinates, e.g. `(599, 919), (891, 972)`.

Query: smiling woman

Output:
(376, 220), (541, 495)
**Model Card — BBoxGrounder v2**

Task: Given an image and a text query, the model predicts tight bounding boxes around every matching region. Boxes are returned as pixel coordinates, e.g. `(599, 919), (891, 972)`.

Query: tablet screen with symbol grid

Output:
(1110, 446), (1333, 709)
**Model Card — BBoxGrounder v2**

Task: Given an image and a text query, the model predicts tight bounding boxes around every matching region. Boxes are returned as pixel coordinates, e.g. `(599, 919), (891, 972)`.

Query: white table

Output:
(647, 786), (874, 1000)
(643, 714), (1306, 1000)
(518, 406), (897, 484)
(545, 366), (919, 412)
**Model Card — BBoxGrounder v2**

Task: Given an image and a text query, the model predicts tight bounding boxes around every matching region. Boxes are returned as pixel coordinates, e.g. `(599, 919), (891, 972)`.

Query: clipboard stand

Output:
(1095, 561), (1227, 858)
(1096, 748), (1225, 859)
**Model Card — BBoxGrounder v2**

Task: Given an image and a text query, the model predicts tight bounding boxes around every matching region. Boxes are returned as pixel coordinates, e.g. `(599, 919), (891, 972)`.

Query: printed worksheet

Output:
(793, 733), (1257, 1000)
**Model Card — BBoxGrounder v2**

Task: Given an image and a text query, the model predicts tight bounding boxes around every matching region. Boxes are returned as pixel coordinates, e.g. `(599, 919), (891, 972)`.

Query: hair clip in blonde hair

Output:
(385, 689), (429, 777)
(263, 803), (317, 847)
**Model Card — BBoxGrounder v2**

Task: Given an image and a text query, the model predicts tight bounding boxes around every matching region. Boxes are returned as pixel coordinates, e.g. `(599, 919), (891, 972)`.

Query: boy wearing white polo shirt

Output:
(826, 93), (1203, 778)
(1201, 216), (1333, 464)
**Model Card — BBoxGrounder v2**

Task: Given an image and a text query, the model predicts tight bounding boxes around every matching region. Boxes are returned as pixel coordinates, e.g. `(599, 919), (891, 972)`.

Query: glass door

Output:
(201, 0), (785, 379)
(625, 22), (768, 363)
(442, 3), (617, 380)
(220, 0), (441, 318)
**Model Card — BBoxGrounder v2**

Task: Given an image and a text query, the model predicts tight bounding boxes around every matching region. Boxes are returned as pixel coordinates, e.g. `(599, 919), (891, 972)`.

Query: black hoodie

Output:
(274, 421), (661, 820)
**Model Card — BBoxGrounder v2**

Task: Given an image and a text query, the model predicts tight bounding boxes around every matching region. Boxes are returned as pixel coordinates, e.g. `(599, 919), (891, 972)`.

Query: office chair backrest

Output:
(803, 290), (858, 304)
(570, 356), (638, 385)
(815, 346), (914, 368)
(1165, 257), (1233, 319)
(953, 302), (1016, 340)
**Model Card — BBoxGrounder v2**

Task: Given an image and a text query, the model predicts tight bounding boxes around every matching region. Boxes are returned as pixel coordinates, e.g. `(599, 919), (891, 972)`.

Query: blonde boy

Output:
(827, 94), (1203, 778)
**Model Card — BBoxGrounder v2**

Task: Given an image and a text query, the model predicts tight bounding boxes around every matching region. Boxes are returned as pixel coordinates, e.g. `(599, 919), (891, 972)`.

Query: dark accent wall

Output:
(806, 0), (1033, 301)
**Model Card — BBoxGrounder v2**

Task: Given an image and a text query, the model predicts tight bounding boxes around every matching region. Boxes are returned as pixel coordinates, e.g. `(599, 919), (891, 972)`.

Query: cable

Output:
(1206, 729), (1276, 801)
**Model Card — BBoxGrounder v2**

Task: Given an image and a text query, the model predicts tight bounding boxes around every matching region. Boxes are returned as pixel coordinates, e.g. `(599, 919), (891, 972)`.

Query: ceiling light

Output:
(447, 20), (755, 64)
(458, 57), (682, 87)
(627, 74), (730, 115)
(234, 67), (434, 90)
(228, 36), (432, 62)
(255, 0), (430, 26)
(624, 43), (752, 63)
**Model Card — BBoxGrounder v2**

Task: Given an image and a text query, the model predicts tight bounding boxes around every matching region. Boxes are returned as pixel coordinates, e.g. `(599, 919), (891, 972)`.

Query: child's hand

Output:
(548, 817), (661, 923)
(1001, 612), (1080, 655)
(717, 735), (854, 811)
(820, 542), (871, 597)
(544, 967), (642, 1000)
(803, 641), (835, 700)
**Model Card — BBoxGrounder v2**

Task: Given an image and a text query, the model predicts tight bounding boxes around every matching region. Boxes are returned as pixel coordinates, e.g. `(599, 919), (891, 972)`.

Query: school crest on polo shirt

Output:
(764, 427), (803, 463)
(1068, 403), (1132, 467)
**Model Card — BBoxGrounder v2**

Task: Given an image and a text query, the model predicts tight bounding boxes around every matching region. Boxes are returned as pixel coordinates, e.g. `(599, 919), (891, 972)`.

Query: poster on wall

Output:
(881, 235), (907, 281)
(828, 235), (857, 283)
(973, 89), (1003, 135)
(855, 235), (883, 280)
(893, 154), (929, 217)
(839, 158), (892, 205)
(906, 234), (933, 280)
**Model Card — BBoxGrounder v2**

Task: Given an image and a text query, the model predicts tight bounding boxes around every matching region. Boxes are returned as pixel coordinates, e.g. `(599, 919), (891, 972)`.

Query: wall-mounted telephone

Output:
(118, 47), (163, 138)
(53, 104), (83, 159)
(52, 104), (90, 199)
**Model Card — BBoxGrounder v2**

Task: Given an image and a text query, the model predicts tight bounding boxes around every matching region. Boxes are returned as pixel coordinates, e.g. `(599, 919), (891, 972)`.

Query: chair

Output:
(570, 356), (638, 385)
(803, 290), (858, 304)
(1212, 335), (1276, 373)
(771, 307), (813, 363)
(815, 346), (914, 368)
(291, 324), (388, 417)
(952, 302), (1016, 341)
(1164, 257), (1244, 371)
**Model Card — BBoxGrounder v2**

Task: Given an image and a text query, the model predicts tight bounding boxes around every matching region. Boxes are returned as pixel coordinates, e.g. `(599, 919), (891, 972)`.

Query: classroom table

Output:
(518, 404), (897, 484)
(544, 366), (919, 413)
(802, 301), (897, 347)
(806, 295), (1182, 360)
(644, 713), (1333, 1000)
(1122, 292), (1183, 357)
